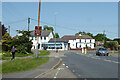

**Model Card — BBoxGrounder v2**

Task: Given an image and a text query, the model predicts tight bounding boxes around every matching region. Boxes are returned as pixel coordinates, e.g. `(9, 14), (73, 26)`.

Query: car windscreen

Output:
(98, 48), (106, 50)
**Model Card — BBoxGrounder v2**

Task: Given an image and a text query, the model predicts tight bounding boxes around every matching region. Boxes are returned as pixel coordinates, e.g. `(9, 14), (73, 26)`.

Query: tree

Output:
(54, 33), (60, 38)
(43, 25), (60, 39)
(2, 24), (7, 36)
(113, 38), (120, 45)
(75, 31), (93, 37)
(14, 30), (33, 54)
(104, 42), (116, 50)
(43, 25), (48, 30)
(2, 33), (13, 51)
(93, 33), (111, 41)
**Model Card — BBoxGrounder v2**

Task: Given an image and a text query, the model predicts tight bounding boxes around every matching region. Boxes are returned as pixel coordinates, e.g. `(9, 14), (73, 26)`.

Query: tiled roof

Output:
(61, 35), (93, 40)
(30, 30), (52, 37)
(49, 38), (68, 42)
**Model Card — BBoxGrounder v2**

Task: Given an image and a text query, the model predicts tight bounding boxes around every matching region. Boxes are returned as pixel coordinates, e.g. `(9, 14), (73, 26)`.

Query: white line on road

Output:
(72, 70), (75, 72)
(63, 64), (65, 66)
(66, 66), (69, 68)
(112, 61), (119, 64)
(53, 68), (64, 79)
(103, 59), (112, 62)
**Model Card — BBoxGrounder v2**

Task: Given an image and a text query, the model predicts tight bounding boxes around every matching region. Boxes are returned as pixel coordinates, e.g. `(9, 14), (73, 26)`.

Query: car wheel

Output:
(99, 54), (101, 56)
(106, 53), (109, 56)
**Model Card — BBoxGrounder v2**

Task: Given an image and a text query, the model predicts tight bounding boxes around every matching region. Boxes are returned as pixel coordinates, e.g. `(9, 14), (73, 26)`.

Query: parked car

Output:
(96, 47), (109, 56)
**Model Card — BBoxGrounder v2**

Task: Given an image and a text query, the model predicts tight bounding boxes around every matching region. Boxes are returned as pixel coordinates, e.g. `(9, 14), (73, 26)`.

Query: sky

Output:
(2, 2), (118, 39)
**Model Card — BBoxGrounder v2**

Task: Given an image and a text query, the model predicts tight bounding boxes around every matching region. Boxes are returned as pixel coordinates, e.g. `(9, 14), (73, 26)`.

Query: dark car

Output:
(96, 47), (109, 56)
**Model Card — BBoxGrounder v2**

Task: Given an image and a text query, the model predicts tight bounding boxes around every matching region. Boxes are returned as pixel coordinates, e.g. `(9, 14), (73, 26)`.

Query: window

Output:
(90, 40), (91, 43)
(80, 39), (81, 43)
(41, 37), (42, 40)
(35, 36), (37, 40)
(44, 37), (46, 40)
(32, 37), (33, 40)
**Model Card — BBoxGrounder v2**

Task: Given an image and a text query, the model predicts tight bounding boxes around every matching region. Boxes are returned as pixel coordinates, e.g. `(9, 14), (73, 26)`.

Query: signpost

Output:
(35, 0), (41, 58)
(35, 26), (42, 58)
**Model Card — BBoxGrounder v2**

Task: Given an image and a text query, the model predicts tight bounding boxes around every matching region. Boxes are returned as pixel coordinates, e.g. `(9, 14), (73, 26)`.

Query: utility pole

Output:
(54, 13), (56, 52)
(103, 30), (105, 44)
(28, 17), (30, 31)
(36, 0), (41, 58)
(8, 25), (10, 35)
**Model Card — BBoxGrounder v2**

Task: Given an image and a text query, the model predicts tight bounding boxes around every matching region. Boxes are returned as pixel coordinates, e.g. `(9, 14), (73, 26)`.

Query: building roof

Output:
(49, 38), (68, 43)
(61, 35), (93, 40)
(30, 30), (52, 37)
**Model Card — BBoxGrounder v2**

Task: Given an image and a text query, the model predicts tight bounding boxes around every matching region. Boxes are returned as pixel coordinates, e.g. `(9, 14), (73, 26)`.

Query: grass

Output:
(38, 50), (50, 56)
(2, 51), (34, 57)
(1, 57), (50, 74)
(54, 60), (62, 69)
(0, 55), (11, 60)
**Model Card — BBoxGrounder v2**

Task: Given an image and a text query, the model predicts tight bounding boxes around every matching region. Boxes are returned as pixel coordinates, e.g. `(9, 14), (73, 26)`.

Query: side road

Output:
(2, 57), (59, 78)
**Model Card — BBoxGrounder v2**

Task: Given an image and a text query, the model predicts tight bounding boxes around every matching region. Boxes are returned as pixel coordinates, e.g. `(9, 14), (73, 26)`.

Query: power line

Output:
(5, 19), (27, 25)
(31, 18), (77, 31)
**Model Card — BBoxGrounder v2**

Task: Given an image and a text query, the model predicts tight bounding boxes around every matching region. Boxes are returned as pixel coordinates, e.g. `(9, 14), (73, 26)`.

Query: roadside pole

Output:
(36, 42), (38, 58)
(36, 0), (41, 58)
(54, 13), (56, 53)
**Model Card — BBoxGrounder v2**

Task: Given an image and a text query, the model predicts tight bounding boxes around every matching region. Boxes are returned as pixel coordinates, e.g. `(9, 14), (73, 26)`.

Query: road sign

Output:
(35, 26), (42, 36)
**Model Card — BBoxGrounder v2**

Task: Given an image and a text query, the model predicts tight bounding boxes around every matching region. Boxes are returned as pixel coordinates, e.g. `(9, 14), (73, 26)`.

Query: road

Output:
(61, 51), (118, 78)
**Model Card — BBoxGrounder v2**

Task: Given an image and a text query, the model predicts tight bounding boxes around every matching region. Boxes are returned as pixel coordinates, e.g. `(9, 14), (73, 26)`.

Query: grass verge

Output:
(54, 60), (62, 69)
(38, 50), (50, 56)
(1, 57), (49, 74)
(2, 51), (34, 57)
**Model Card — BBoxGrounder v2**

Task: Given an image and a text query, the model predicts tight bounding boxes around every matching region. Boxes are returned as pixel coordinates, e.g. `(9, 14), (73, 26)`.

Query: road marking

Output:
(72, 70), (75, 72)
(103, 59), (112, 62)
(53, 68), (64, 78)
(78, 74), (81, 77)
(63, 64), (65, 66)
(112, 61), (119, 64)
(91, 57), (99, 59)
(54, 68), (60, 78)
(66, 66), (69, 68)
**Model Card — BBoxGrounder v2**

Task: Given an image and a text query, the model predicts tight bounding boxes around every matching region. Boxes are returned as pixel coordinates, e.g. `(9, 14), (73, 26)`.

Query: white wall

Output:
(30, 32), (54, 50)
(68, 39), (95, 49)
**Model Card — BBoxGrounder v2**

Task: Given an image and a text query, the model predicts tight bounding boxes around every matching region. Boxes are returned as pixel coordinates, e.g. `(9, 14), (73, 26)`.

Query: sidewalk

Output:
(2, 57), (60, 78)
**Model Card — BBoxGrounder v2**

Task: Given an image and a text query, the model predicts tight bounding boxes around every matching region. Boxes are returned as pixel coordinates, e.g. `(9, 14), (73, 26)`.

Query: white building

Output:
(29, 30), (53, 50)
(29, 30), (95, 50)
(62, 35), (95, 49)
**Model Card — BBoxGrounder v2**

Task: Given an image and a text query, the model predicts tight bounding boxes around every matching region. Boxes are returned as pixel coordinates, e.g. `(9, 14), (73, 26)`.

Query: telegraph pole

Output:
(103, 30), (105, 44)
(8, 25), (10, 35)
(28, 17), (30, 31)
(54, 13), (56, 52)
(36, 0), (41, 58)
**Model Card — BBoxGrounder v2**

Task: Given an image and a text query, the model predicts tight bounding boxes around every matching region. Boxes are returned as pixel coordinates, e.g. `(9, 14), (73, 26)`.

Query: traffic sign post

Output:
(35, 26), (42, 58)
